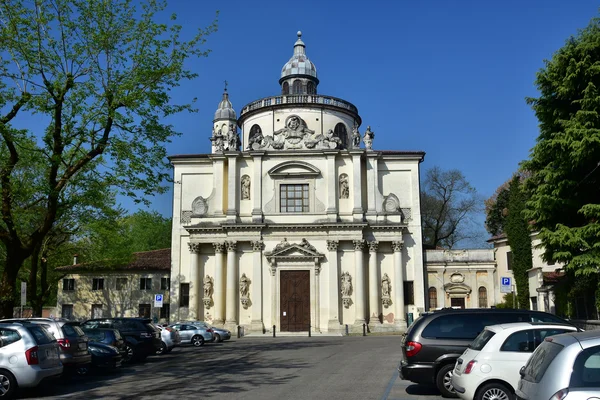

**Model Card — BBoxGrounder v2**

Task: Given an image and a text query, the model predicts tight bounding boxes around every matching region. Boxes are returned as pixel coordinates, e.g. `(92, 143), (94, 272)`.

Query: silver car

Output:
(153, 324), (181, 354)
(0, 322), (63, 398)
(517, 330), (600, 400)
(169, 323), (213, 347)
(188, 321), (231, 342)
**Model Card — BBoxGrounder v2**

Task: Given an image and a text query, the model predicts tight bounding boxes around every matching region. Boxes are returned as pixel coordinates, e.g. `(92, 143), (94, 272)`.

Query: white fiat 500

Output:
(451, 322), (578, 400)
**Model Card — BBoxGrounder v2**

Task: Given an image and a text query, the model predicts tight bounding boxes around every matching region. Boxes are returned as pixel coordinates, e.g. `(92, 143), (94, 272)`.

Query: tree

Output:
(522, 17), (600, 291)
(421, 166), (484, 248)
(504, 176), (532, 309)
(0, 0), (217, 317)
(484, 180), (510, 237)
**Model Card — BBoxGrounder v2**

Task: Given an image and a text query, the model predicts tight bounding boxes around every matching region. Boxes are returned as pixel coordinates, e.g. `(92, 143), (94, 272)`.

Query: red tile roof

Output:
(56, 248), (171, 272)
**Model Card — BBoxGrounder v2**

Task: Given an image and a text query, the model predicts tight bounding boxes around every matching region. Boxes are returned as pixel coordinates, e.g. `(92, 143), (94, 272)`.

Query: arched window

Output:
(282, 82), (289, 95)
(292, 80), (302, 94)
(429, 287), (437, 310)
(307, 81), (316, 94)
(478, 286), (488, 308)
(334, 123), (348, 149)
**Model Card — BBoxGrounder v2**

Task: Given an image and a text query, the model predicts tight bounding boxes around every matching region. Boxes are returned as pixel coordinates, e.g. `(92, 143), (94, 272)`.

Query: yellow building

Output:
(56, 249), (172, 323)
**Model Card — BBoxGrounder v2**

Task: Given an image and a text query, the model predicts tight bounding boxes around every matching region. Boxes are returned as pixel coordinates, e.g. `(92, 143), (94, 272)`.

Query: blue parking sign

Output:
(501, 277), (511, 286)
(154, 294), (163, 307)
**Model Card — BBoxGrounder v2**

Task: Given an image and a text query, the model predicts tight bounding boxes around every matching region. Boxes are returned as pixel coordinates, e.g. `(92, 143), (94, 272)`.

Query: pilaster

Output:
(213, 242), (225, 325)
(368, 241), (381, 327)
(226, 153), (239, 222)
(350, 150), (363, 221)
(327, 240), (341, 332)
(225, 241), (238, 331)
(251, 152), (265, 222)
(353, 239), (366, 326)
(250, 240), (264, 333)
(392, 240), (407, 329)
(188, 242), (200, 320)
(325, 151), (338, 221)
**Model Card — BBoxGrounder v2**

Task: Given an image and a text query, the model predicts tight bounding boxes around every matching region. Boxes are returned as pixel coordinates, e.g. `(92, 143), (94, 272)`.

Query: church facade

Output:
(169, 32), (426, 334)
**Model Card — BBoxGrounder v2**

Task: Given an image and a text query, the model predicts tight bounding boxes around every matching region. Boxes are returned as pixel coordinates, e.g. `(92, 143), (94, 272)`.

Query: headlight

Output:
(90, 347), (111, 354)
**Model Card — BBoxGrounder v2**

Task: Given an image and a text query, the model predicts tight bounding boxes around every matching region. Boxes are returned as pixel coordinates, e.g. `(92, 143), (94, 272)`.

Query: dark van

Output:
(398, 309), (574, 397)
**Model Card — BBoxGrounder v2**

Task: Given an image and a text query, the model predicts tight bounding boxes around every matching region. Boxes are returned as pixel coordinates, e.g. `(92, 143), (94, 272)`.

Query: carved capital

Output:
(326, 240), (339, 252)
(368, 241), (379, 253)
(251, 240), (264, 252)
(353, 239), (365, 251)
(212, 242), (225, 253)
(391, 241), (404, 252)
(225, 241), (237, 252)
(188, 242), (200, 254)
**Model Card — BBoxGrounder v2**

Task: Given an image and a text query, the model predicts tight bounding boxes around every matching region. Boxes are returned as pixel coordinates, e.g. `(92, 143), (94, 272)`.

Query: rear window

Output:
(83, 330), (106, 342)
(530, 313), (569, 324)
(0, 329), (21, 347)
(422, 314), (486, 339)
(27, 325), (55, 345)
(570, 345), (600, 388)
(61, 324), (85, 337)
(522, 340), (564, 383)
(470, 329), (496, 350)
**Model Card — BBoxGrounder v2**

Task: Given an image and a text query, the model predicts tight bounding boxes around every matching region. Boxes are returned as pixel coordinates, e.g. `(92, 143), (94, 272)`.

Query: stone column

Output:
(327, 240), (341, 332)
(225, 241), (238, 330)
(368, 241), (381, 327)
(392, 241), (406, 327)
(353, 239), (366, 325)
(350, 150), (363, 221)
(213, 242), (225, 325)
(226, 154), (238, 223)
(188, 243), (200, 320)
(251, 152), (264, 223)
(325, 151), (338, 221)
(212, 155), (226, 216)
(366, 153), (379, 217)
(250, 240), (264, 332)
(269, 260), (277, 332)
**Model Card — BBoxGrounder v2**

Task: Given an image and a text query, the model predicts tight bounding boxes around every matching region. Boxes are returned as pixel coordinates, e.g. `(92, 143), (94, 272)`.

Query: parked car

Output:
(516, 330), (600, 400)
(1, 318), (91, 372)
(86, 342), (122, 371)
(0, 322), (63, 398)
(398, 309), (573, 397)
(188, 321), (231, 342)
(153, 324), (181, 355)
(169, 323), (214, 347)
(81, 318), (161, 362)
(452, 322), (578, 400)
(81, 328), (127, 359)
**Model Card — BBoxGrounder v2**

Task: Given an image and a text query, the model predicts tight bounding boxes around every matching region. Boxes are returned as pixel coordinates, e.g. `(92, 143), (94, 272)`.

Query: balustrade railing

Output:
(240, 94), (358, 116)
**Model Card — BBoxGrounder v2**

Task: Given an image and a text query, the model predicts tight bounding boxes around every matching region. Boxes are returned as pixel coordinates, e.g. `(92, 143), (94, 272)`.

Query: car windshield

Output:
(83, 329), (105, 342)
(522, 340), (564, 383)
(62, 324), (85, 337)
(469, 329), (496, 350)
(27, 325), (55, 345)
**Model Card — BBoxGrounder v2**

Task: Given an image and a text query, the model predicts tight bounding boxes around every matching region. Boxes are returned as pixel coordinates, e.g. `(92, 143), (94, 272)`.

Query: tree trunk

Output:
(0, 246), (26, 318)
(28, 245), (40, 316)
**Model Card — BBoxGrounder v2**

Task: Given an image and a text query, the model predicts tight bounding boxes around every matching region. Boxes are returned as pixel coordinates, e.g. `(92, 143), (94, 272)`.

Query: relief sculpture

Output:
(381, 273), (392, 308)
(203, 275), (214, 309)
(341, 271), (353, 308)
(239, 273), (251, 309)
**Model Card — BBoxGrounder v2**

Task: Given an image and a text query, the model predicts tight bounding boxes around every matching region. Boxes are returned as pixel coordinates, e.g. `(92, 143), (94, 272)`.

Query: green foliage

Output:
(522, 17), (600, 279)
(421, 166), (484, 248)
(505, 177), (532, 309)
(485, 182), (510, 237)
(494, 293), (517, 309)
(0, 0), (216, 315)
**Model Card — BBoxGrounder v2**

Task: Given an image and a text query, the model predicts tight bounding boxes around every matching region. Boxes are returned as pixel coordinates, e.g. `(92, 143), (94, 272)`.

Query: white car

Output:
(452, 322), (578, 400)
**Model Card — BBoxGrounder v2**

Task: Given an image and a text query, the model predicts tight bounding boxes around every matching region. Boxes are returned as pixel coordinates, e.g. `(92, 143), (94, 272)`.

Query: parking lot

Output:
(19, 336), (444, 400)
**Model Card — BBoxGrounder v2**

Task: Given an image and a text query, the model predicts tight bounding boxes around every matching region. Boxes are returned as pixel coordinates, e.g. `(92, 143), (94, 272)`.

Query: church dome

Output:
(280, 31), (318, 82)
(214, 89), (236, 121)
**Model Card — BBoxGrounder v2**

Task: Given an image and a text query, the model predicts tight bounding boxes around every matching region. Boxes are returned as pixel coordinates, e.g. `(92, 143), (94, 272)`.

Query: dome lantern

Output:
(280, 31), (319, 95)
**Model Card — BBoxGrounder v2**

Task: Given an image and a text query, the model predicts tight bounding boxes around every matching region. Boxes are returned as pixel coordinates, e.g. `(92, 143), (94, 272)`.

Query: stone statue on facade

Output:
(299, 238), (316, 252)
(211, 127), (225, 152)
(227, 124), (239, 151)
(363, 126), (374, 150)
(352, 123), (361, 148)
(203, 275), (214, 309)
(272, 115), (315, 149)
(341, 271), (353, 308)
(247, 126), (264, 150)
(339, 174), (349, 199)
(241, 175), (251, 200)
(381, 273), (392, 308)
(273, 238), (291, 252)
(239, 273), (250, 309)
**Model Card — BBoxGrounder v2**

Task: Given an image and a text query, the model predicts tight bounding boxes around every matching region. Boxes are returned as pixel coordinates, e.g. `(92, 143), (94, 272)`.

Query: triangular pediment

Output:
(265, 239), (324, 260)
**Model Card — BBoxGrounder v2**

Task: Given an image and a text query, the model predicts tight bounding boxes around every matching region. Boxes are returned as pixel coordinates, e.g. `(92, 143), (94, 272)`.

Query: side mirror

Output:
(519, 366), (525, 378)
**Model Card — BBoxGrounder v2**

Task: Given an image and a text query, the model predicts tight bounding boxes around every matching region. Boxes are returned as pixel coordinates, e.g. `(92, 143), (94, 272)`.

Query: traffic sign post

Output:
(154, 294), (163, 308)
(20, 281), (26, 317)
(500, 277), (512, 293)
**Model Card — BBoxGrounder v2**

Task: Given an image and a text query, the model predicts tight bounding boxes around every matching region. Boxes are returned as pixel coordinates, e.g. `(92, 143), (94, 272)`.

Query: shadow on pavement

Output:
(405, 383), (442, 396)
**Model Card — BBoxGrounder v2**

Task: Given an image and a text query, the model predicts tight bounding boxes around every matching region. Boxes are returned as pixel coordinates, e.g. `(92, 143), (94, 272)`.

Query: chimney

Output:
(73, 254), (79, 265)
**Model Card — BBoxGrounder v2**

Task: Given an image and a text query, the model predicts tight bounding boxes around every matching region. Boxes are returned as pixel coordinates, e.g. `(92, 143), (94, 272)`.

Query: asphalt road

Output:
(21, 336), (445, 400)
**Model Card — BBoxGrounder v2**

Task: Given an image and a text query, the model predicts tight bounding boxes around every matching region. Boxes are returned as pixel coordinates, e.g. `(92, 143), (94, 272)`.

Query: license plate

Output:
(79, 342), (87, 350)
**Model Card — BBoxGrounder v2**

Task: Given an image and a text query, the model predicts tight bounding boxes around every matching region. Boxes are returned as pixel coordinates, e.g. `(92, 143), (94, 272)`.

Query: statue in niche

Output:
(352, 123), (361, 148)
(227, 124), (239, 151)
(381, 273), (392, 308)
(339, 174), (349, 199)
(203, 275), (214, 309)
(247, 126), (264, 150)
(239, 273), (251, 309)
(363, 126), (375, 150)
(341, 272), (353, 308)
(241, 175), (250, 200)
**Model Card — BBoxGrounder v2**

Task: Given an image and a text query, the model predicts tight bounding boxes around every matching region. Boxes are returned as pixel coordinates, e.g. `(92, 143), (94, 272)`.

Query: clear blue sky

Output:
(131, 0), (599, 244)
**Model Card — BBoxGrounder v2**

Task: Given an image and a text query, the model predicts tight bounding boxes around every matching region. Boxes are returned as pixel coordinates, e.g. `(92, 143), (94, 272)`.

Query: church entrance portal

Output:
(280, 271), (310, 331)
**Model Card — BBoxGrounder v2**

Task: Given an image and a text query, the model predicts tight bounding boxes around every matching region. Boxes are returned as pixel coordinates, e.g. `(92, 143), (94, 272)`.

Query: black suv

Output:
(399, 309), (573, 397)
(81, 318), (160, 362)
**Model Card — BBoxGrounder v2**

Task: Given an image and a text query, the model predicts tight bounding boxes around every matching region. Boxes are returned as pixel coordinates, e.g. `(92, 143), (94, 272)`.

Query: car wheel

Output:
(156, 341), (167, 355)
(476, 382), (514, 400)
(191, 335), (205, 347)
(123, 343), (135, 363)
(436, 364), (458, 398)
(214, 333), (222, 343)
(76, 366), (89, 376)
(0, 369), (16, 398)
